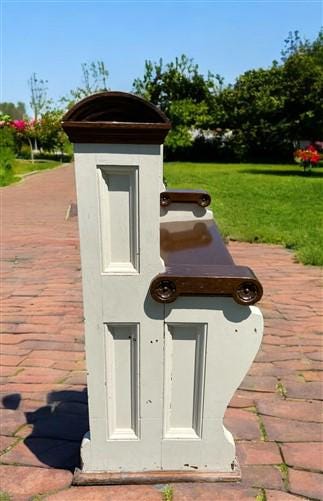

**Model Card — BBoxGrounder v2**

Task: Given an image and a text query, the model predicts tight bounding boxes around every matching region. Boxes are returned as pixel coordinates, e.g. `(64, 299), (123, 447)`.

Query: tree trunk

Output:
(27, 137), (34, 164)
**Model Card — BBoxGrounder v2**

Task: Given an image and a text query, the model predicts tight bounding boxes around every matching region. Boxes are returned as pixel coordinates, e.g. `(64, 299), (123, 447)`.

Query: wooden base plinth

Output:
(73, 462), (241, 485)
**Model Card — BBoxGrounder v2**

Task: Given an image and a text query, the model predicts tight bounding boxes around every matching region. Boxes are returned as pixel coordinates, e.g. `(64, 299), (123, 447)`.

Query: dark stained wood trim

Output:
(62, 91), (171, 144)
(150, 266), (262, 305)
(161, 190), (211, 207)
(150, 219), (263, 305)
(63, 91), (170, 123)
(62, 121), (171, 144)
(73, 463), (241, 485)
(160, 221), (234, 266)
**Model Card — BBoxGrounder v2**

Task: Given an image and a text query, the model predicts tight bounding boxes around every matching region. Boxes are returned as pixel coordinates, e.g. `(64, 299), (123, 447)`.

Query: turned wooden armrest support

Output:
(160, 189), (211, 208)
(150, 265), (262, 305)
(150, 219), (263, 306)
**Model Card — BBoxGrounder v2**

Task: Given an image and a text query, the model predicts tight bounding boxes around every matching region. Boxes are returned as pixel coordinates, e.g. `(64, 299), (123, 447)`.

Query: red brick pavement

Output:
(1, 164), (322, 500)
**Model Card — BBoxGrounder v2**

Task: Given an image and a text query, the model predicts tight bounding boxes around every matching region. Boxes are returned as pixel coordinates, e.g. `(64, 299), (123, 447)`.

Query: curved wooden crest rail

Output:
(150, 190), (263, 306)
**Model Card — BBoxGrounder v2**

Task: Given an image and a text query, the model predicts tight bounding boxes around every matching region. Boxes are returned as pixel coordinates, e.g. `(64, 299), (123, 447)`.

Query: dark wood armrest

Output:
(150, 220), (263, 306)
(160, 190), (211, 208)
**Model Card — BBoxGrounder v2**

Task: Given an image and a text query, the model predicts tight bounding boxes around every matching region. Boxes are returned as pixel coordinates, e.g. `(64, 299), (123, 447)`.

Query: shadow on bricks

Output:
(2, 389), (89, 471)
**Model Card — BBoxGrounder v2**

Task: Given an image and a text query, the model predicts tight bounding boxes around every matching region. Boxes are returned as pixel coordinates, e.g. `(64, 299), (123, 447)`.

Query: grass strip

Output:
(164, 162), (323, 266)
(1, 159), (61, 187)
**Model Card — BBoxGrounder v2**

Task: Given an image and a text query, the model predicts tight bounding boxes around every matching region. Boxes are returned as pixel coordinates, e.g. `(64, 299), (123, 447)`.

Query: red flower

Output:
(11, 119), (27, 131)
(294, 147), (320, 166)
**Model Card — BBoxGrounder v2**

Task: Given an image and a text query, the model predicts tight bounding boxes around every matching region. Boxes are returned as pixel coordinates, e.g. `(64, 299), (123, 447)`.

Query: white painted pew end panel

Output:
(75, 298), (263, 482)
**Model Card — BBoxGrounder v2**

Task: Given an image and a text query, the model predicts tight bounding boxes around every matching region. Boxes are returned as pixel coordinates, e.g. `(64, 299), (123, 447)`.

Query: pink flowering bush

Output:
(0, 110), (71, 163)
(7, 118), (39, 162)
(0, 116), (47, 162)
(11, 119), (27, 131)
(0, 115), (16, 183)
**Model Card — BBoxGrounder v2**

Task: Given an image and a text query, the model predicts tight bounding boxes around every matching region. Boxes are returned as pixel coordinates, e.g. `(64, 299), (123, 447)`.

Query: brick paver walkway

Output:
(1, 164), (322, 500)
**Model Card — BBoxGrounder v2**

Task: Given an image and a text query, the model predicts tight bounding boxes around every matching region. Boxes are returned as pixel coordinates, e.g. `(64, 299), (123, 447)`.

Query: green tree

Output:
(133, 54), (223, 154)
(216, 29), (323, 161)
(28, 73), (51, 151)
(62, 60), (109, 108)
(28, 73), (51, 120)
(38, 109), (71, 157)
(217, 66), (291, 161)
(281, 29), (323, 64)
(280, 29), (323, 141)
(0, 124), (15, 185)
(0, 102), (26, 120)
(133, 54), (222, 111)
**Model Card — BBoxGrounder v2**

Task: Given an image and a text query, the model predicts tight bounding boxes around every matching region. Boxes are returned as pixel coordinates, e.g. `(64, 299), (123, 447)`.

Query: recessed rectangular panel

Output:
(98, 166), (139, 274)
(164, 323), (207, 439)
(105, 324), (139, 440)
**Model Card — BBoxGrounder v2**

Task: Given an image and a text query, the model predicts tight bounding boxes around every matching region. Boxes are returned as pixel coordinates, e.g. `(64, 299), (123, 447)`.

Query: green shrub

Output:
(34, 151), (73, 162)
(0, 124), (15, 149)
(0, 147), (14, 170)
(0, 491), (12, 501)
(0, 126), (16, 185)
(0, 153), (15, 186)
(18, 143), (32, 159)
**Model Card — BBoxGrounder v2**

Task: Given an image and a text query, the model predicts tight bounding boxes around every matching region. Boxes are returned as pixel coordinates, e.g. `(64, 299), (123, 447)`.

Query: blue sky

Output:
(1, 0), (322, 114)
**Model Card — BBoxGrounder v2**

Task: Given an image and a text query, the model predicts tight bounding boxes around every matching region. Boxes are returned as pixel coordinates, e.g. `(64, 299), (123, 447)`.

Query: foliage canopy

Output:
(133, 55), (223, 153)
(0, 102), (26, 120)
(61, 60), (109, 109)
(133, 30), (323, 161)
(3, 32), (323, 163)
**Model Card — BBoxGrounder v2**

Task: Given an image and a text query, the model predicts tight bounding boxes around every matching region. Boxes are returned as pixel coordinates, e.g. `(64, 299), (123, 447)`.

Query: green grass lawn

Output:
(164, 162), (323, 266)
(0, 159), (61, 187)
